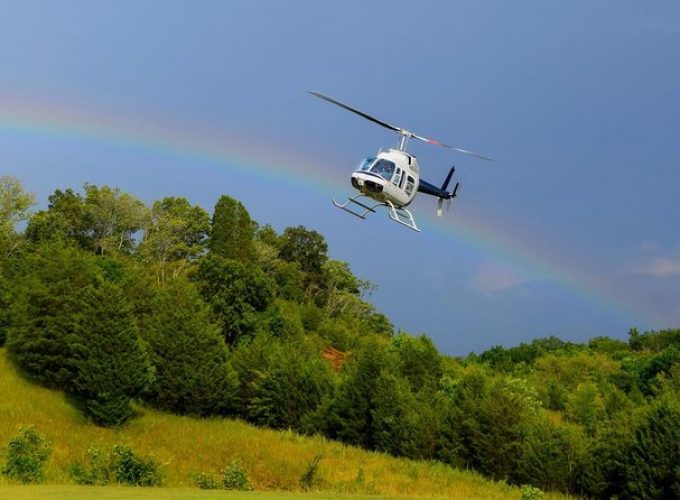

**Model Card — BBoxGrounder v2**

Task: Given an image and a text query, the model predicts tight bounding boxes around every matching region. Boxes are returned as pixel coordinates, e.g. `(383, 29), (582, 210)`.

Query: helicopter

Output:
(308, 91), (492, 232)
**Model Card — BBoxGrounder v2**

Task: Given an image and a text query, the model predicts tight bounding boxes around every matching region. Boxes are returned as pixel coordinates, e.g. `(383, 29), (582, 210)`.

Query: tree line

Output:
(1, 175), (680, 498)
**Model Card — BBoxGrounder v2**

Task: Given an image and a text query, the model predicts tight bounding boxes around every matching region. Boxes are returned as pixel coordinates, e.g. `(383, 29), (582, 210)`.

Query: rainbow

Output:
(0, 91), (660, 328)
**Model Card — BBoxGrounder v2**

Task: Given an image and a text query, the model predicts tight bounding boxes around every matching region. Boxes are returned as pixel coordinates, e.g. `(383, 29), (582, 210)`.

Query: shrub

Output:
(2, 427), (51, 484)
(521, 485), (544, 500)
(221, 460), (253, 491)
(300, 455), (322, 491)
(110, 444), (162, 486)
(69, 446), (109, 485)
(193, 471), (219, 489)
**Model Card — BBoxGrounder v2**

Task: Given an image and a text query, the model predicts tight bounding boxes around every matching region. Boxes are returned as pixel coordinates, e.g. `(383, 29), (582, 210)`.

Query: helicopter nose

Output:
(364, 180), (383, 193)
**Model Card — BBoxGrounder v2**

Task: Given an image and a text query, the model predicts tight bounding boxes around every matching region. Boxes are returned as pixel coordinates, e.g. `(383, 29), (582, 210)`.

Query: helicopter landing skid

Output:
(332, 195), (420, 232)
(385, 200), (420, 232)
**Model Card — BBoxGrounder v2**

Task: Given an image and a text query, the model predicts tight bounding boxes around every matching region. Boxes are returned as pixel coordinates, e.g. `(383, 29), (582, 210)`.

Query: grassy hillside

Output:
(0, 349), (561, 498)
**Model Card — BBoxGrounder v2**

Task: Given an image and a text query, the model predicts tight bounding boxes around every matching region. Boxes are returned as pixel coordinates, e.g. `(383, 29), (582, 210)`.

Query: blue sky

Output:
(1, 1), (679, 354)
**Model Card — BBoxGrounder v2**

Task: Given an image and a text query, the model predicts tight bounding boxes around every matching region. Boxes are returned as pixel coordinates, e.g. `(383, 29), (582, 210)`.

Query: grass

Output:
(0, 349), (566, 498)
(0, 486), (406, 499)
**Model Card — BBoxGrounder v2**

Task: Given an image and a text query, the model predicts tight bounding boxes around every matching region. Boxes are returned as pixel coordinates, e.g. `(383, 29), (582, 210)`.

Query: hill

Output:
(0, 349), (554, 498)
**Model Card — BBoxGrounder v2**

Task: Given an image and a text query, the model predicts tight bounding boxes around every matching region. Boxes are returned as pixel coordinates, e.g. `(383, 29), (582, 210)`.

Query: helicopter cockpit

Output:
(355, 157), (396, 182)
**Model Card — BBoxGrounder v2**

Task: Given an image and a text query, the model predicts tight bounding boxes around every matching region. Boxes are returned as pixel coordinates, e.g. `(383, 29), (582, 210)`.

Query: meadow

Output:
(0, 349), (564, 498)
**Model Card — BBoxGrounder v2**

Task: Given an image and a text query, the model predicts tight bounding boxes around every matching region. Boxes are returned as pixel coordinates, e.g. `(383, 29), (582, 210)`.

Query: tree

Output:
(140, 278), (238, 416)
(247, 340), (335, 431)
(70, 282), (154, 426)
(623, 397), (680, 499)
(82, 184), (148, 255)
(138, 196), (210, 283)
(25, 188), (87, 247)
(389, 333), (442, 392)
(512, 415), (587, 493)
(195, 255), (274, 344)
(5, 241), (104, 389)
(25, 184), (148, 255)
(209, 195), (256, 262)
(324, 341), (394, 450)
(278, 225), (328, 297)
(0, 175), (35, 258)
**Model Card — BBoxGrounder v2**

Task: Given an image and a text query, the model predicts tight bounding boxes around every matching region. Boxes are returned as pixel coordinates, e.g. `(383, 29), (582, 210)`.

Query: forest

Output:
(1, 175), (679, 498)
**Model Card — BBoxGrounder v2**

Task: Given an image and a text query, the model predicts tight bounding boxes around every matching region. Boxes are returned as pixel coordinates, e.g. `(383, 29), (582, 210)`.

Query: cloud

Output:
(471, 261), (533, 293)
(632, 256), (680, 277)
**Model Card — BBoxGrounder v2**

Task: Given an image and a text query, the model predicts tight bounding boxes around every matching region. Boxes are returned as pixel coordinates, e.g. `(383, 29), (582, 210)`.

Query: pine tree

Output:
(623, 397), (680, 499)
(70, 282), (154, 426)
(141, 278), (238, 416)
(209, 195), (255, 262)
(5, 242), (102, 389)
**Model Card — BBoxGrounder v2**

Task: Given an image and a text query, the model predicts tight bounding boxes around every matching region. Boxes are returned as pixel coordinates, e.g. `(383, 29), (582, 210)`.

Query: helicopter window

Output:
(392, 168), (403, 187)
(370, 159), (396, 181)
(356, 157), (375, 172)
(405, 175), (415, 195)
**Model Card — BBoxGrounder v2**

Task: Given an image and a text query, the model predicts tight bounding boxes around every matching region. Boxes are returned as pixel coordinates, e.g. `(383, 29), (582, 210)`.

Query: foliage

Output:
(138, 196), (210, 283)
(245, 339), (335, 431)
(193, 471), (219, 489)
(622, 396), (680, 499)
(209, 195), (256, 262)
(7, 178), (680, 497)
(110, 444), (162, 486)
(300, 455), (322, 491)
(196, 254), (274, 344)
(69, 446), (110, 485)
(520, 484), (544, 500)
(0, 175), (35, 259)
(70, 281), (155, 426)
(5, 241), (103, 389)
(221, 460), (253, 491)
(2, 427), (51, 484)
(279, 225), (328, 299)
(140, 278), (238, 416)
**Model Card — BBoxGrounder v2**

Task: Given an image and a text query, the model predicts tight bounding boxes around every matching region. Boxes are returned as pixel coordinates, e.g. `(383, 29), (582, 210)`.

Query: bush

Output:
(70, 446), (109, 485)
(193, 471), (219, 489)
(221, 460), (253, 491)
(521, 484), (544, 500)
(2, 427), (51, 483)
(110, 444), (162, 486)
(300, 455), (322, 491)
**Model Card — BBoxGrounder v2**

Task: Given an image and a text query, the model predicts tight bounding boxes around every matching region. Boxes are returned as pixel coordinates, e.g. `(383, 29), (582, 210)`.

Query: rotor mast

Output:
(397, 131), (411, 152)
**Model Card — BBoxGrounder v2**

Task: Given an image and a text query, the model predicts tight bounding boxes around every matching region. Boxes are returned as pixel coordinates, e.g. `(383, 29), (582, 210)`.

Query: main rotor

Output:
(308, 91), (493, 160)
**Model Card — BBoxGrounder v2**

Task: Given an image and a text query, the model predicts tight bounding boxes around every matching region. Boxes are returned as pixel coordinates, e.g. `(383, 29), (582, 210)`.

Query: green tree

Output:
(324, 341), (395, 450)
(138, 197), (210, 284)
(209, 195), (256, 261)
(5, 241), (103, 388)
(141, 278), (238, 416)
(195, 255), (274, 344)
(623, 397), (680, 499)
(512, 415), (587, 493)
(25, 188), (87, 247)
(82, 184), (148, 255)
(70, 281), (154, 426)
(25, 184), (147, 255)
(0, 175), (35, 258)
(279, 225), (328, 298)
(247, 340), (335, 431)
(389, 333), (442, 392)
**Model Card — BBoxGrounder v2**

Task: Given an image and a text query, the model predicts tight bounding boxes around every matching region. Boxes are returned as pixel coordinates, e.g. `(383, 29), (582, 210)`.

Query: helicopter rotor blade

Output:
(411, 133), (494, 161)
(308, 91), (402, 133)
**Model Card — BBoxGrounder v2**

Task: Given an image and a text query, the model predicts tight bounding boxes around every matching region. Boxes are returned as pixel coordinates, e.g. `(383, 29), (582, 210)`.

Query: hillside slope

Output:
(0, 349), (562, 498)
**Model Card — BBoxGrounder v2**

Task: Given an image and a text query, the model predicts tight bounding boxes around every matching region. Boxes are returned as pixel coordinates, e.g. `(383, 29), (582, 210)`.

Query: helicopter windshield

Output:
(355, 157), (376, 172)
(369, 159), (396, 181)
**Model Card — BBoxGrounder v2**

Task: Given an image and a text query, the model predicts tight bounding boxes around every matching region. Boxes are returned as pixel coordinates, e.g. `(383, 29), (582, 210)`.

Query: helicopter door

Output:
(392, 167), (404, 188)
(405, 175), (416, 196)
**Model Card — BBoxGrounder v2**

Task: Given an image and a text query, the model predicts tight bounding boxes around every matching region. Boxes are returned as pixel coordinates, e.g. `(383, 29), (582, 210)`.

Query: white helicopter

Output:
(309, 91), (492, 232)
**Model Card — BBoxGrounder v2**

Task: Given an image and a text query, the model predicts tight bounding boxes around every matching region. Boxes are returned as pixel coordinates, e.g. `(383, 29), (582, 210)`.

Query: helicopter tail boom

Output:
(417, 166), (460, 218)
